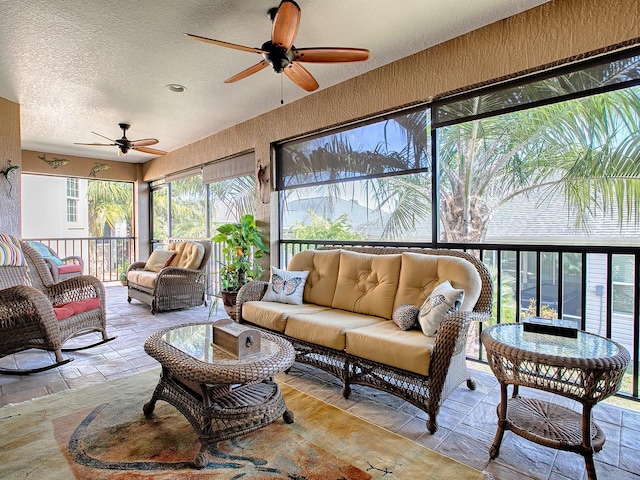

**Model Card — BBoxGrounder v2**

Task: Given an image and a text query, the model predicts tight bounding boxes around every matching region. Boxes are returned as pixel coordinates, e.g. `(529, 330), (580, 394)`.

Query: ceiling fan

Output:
(184, 0), (370, 92)
(75, 123), (167, 157)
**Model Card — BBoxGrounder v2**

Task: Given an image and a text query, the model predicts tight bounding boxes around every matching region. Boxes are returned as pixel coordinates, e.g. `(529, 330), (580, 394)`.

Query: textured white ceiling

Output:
(0, 0), (548, 163)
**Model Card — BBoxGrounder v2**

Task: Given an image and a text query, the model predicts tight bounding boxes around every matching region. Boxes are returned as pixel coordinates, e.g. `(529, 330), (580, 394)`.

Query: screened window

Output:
(436, 87), (640, 245)
(150, 180), (168, 245)
(278, 108), (431, 242)
(170, 174), (206, 239)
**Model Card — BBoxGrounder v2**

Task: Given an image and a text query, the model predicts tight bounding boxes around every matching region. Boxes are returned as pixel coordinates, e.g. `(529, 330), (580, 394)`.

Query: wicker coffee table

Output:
(143, 322), (296, 468)
(481, 323), (630, 480)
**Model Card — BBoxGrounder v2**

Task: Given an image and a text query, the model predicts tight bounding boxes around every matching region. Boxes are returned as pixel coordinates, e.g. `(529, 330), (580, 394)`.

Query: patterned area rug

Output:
(0, 369), (484, 479)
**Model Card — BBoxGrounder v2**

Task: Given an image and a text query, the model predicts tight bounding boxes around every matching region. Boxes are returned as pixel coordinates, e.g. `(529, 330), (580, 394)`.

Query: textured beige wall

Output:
(0, 97), (21, 236)
(21, 150), (138, 182)
(142, 0), (640, 185)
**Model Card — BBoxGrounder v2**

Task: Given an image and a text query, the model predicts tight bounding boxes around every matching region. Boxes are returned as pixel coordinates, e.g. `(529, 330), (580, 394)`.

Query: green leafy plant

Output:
(212, 214), (269, 293)
(117, 262), (129, 284)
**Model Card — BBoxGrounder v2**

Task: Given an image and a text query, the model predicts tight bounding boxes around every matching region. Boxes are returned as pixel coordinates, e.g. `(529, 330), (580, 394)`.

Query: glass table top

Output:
(160, 323), (277, 364)
(487, 323), (620, 360)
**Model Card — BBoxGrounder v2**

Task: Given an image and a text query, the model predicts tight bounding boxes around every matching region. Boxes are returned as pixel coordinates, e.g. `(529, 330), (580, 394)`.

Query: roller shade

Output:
(203, 152), (255, 184)
(165, 168), (201, 183)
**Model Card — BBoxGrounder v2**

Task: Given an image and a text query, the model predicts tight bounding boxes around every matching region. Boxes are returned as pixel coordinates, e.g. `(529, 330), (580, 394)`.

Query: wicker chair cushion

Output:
(394, 253), (481, 312)
(58, 264), (82, 274)
(166, 241), (205, 270)
(0, 234), (24, 266)
(144, 249), (176, 272)
(418, 280), (464, 336)
(53, 297), (100, 320)
(284, 310), (383, 350)
(392, 304), (420, 330)
(345, 321), (435, 375)
(126, 270), (158, 288)
(262, 267), (309, 305)
(287, 249), (341, 307)
(332, 251), (402, 320)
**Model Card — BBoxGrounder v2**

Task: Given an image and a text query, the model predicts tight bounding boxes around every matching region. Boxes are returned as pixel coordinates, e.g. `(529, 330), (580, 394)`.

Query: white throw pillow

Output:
(418, 280), (465, 336)
(262, 267), (309, 305)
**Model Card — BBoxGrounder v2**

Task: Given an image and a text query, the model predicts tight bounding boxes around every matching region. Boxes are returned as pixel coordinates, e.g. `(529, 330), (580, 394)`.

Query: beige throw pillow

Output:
(418, 280), (464, 336)
(144, 249), (176, 272)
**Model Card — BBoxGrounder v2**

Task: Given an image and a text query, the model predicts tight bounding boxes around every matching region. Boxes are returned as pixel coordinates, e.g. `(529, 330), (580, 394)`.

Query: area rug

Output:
(0, 369), (484, 479)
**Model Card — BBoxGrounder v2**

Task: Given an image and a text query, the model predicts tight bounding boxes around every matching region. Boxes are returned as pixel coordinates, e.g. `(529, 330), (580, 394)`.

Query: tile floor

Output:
(1, 285), (640, 479)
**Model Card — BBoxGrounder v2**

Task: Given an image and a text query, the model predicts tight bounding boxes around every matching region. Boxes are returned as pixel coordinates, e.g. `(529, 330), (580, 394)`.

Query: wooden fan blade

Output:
(133, 146), (167, 155)
(91, 131), (117, 142)
(184, 33), (266, 54)
(271, 0), (300, 51)
(224, 60), (270, 83)
(284, 62), (319, 92)
(293, 47), (370, 63)
(129, 138), (159, 147)
(74, 142), (116, 147)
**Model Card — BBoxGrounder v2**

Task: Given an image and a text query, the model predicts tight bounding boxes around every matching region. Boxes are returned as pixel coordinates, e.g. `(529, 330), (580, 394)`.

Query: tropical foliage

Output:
(212, 214), (269, 292)
(86, 180), (132, 237)
(287, 211), (366, 241)
(170, 174), (207, 238)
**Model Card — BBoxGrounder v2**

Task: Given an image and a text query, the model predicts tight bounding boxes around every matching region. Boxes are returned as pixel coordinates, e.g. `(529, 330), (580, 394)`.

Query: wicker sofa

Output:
(126, 240), (211, 314)
(236, 247), (493, 433)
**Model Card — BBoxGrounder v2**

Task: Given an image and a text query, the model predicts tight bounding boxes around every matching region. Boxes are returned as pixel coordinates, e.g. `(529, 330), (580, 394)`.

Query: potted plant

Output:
(118, 263), (129, 286)
(212, 214), (269, 319)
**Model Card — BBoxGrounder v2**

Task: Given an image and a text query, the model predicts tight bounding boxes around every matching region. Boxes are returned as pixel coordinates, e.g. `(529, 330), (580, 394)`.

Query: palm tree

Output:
(436, 86), (640, 242)
(170, 175), (207, 238)
(87, 180), (132, 237)
(209, 175), (257, 222)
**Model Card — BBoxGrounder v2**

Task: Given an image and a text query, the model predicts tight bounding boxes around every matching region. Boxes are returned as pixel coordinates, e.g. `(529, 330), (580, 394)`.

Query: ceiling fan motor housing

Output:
(261, 41), (295, 73)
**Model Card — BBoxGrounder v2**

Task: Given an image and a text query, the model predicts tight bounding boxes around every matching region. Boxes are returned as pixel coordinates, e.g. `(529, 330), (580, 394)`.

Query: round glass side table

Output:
(481, 323), (630, 480)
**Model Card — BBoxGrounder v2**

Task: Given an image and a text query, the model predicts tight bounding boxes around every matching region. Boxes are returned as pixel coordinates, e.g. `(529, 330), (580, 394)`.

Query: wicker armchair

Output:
(26, 241), (84, 282)
(0, 240), (114, 375)
(126, 240), (211, 314)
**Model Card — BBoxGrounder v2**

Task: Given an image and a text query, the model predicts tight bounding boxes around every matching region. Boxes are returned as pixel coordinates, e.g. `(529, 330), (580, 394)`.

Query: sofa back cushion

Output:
(166, 241), (205, 270)
(332, 250), (401, 320)
(393, 252), (482, 312)
(287, 249), (341, 307)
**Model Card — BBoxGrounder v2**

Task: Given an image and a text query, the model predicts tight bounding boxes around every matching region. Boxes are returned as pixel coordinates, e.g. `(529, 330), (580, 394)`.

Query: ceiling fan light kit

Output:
(185, 0), (369, 93)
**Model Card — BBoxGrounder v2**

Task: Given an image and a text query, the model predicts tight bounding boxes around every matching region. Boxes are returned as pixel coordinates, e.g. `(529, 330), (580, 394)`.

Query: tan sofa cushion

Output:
(167, 241), (205, 270)
(126, 270), (158, 289)
(346, 322), (436, 375)
(242, 301), (330, 333)
(332, 251), (401, 320)
(284, 310), (384, 350)
(393, 252), (482, 312)
(287, 249), (341, 307)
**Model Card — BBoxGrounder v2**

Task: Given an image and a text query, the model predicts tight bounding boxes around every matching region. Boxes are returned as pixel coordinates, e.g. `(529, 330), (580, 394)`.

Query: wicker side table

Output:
(481, 323), (630, 480)
(143, 323), (296, 469)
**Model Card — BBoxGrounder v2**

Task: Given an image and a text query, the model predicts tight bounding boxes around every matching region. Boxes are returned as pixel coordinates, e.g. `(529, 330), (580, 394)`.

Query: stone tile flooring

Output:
(2, 285), (640, 479)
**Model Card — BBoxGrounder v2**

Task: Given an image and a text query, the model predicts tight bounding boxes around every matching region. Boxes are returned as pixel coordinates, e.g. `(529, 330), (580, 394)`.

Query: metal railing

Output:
(279, 239), (640, 401)
(24, 236), (135, 283)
